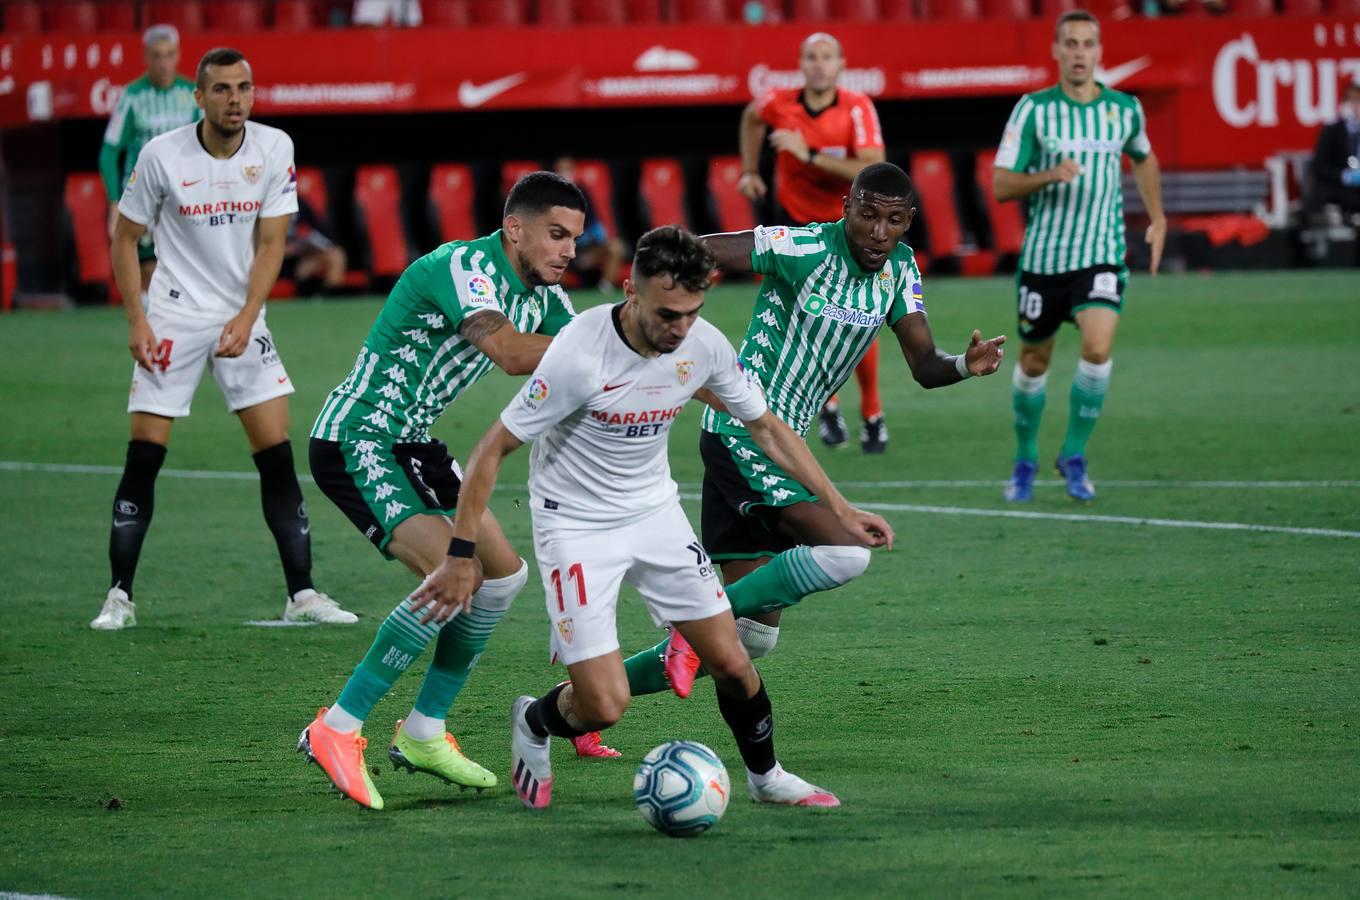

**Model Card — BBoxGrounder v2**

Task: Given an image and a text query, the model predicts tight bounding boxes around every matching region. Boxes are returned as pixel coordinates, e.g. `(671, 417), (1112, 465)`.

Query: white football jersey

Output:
(501, 303), (768, 531)
(119, 120), (298, 323)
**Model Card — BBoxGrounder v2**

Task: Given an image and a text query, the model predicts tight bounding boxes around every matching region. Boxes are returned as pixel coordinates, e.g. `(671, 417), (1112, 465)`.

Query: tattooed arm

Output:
(459, 310), (553, 375)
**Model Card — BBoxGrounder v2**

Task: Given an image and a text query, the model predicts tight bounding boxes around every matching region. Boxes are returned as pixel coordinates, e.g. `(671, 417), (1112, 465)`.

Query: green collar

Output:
(486, 229), (528, 295)
(1052, 80), (1107, 108)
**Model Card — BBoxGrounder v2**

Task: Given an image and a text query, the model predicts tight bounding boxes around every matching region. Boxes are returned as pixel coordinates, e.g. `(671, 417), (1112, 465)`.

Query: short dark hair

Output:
(1055, 10), (1099, 39)
(196, 47), (248, 91)
(632, 226), (715, 294)
(504, 171), (587, 219)
(850, 162), (914, 205)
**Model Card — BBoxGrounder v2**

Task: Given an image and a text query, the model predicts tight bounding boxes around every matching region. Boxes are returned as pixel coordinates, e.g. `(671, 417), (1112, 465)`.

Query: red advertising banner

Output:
(2, 17), (1357, 168)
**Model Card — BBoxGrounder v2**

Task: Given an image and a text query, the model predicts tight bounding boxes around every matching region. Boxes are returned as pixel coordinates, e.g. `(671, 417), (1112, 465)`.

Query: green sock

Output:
(1061, 359), (1112, 458)
(412, 600), (507, 719)
(622, 546), (845, 697)
(1012, 367), (1047, 463)
(336, 599), (439, 721)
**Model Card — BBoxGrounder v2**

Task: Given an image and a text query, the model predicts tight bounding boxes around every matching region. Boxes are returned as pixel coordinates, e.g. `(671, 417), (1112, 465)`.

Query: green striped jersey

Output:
(311, 231), (576, 443)
(994, 83), (1151, 275)
(701, 221), (924, 439)
(100, 75), (200, 202)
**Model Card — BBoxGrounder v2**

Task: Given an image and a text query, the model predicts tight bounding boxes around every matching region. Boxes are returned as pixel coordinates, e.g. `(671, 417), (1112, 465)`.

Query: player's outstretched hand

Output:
(839, 508), (894, 551)
(215, 311), (253, 358)
(128, 317), (159, 371)
(963, 329), (1006, 376)
(409, 556), (484, 626)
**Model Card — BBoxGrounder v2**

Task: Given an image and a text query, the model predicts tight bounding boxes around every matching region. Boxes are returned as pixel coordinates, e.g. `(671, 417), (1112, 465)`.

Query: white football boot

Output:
(90, 587), (136, 631)
(283, 589), (358, 624)
(747, 763), (840, 807)
(510, 695), (553, 809)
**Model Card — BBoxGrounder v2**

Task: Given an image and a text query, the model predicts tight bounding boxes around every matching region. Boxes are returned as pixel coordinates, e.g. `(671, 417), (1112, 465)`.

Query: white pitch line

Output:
(4, 461), (1358, 539)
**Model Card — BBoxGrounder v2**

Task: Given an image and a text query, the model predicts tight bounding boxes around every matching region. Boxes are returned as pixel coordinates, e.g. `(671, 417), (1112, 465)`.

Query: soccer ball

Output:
(632, 740), (730, 837)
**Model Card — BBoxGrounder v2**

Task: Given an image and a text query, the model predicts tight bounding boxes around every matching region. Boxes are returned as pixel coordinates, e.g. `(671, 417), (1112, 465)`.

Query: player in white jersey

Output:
(415, 227), (894, 810)
(92, 48), (353, 631)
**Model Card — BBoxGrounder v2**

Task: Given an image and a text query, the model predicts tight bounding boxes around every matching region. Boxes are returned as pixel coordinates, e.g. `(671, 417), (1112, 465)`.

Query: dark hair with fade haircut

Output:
(632, 226), (715, 294)
(1055, 9), (1099, 39)
(850, 162), (914, 205)
(196, 47), (248, 91)
(504, 171), (587, 219)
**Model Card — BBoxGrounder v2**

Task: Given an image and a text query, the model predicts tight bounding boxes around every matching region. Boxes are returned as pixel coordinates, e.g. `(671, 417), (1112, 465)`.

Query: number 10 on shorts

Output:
(550, 563), (587, 611)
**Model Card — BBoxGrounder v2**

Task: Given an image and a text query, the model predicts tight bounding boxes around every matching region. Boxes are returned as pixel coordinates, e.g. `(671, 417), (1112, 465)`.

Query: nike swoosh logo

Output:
(457, 73), (528, 108)
(300, 525), (310, 535)
(1096, 56), (1151, 88)
(181, 178), (203, 187)
(113, 519), (138, 528)
(603, 381), (632, 392)
(277, 376), (288, 384)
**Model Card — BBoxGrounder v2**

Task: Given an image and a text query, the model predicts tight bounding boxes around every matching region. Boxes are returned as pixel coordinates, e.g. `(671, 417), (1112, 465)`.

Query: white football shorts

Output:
(533, 500), (730, 666)
(127, 306), (294, 418)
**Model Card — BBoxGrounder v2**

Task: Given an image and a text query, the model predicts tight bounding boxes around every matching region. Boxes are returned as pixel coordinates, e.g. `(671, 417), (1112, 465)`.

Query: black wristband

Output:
(806, 149), (817, 164)
(448, 537), (476, 558)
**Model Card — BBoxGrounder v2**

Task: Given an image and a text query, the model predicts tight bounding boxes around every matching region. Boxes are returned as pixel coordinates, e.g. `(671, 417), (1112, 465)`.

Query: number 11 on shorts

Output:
(551, 563), (586, 612)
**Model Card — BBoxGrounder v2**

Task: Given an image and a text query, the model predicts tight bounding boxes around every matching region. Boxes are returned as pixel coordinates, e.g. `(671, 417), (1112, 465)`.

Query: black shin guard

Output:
(525, 683), (586, 740)
(109, 440), (167, 598)
(717, 678), (777, 776)
(252, 440), (313, 597)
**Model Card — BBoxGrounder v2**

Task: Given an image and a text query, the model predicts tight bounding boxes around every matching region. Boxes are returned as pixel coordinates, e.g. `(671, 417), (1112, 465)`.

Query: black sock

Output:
(525, 683), (586, 739)
(717, 677), (776, 776)
(252, 441), (313, 598)
(109, 440), (167, 599)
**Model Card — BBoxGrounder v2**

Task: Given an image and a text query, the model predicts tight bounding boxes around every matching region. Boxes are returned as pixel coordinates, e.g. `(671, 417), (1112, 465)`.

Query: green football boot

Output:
(389, 720), (497, 790)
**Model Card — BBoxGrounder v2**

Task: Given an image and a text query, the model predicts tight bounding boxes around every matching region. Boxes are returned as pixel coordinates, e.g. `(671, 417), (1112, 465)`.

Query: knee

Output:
(1019, 353), (1050, 377)
(702, 641), (753, 683)
(1081, 348), (1111, 365)
(574, 685), (630, 730)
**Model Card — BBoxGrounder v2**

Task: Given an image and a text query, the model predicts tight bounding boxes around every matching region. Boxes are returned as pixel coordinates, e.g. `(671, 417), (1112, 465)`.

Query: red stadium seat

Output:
(911, 151), (964, 260)
(1329, 0), (1360, 13)
(640, 158), (688, 229)
(831, 0), (880, 20)
(355, 165), (410, 278)
(294, 166), (329, 224)
(424, 0), (470, 26)
(207, 0), (267, 29)
(878, 0), (916, 20)
(48, 0), (99, 31)
(708, 156), (756, 234)
(625, 0), (663, 21)
(578, 0), (628, 23)
(1228, 0), (1275, 13)
(981, 0), (1031, 19)
(536, 0), (573, 26)
(142, 1), (206, 30)
(1280, 0), (1323, 13)
(976, 150), (1025, 258)
(99, 0), (138, 29)
(920, 0), (981, 19)
(272, 0), (315, 28)
(64, 173), (114, 295)
(501, 160), (541, 199)
(470, 0), (524, 25)
(1085, 0), (1135, 19)
(573, 159), (618, 237)
(672, 0), (729, 23)
(4, 0), (44, 32)
(429, 163), (478, 243)
(1039, 0), (1079, 16)
(792, 0), (833, 20)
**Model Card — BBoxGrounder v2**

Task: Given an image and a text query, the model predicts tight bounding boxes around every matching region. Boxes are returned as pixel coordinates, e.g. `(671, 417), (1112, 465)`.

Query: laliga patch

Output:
(522, 376), (549, 409)
(126, 169), (138, 187)
(761, 225), (792, 249)
(465, 274), (497, 308)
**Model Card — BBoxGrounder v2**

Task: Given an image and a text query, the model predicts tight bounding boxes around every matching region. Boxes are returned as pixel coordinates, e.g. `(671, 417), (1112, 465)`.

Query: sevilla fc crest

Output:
(675, 360), (694, 385)
(243, 165), (263, 185)
(557, 616), (574, 645)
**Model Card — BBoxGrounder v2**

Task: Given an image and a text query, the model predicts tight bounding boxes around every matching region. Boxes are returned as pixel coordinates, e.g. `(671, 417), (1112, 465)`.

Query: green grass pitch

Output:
(1, 272), (1357, 897)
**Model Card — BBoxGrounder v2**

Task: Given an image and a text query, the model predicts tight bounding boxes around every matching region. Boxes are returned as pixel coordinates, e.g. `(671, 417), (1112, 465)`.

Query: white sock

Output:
(322, 704), (363, 733)
(748, 762), (785, 785)
(402, 709), (444, 741)
(1013, 365), (1048, 395)
(807, 544), (871, 585)
(735, 617), (779, 660)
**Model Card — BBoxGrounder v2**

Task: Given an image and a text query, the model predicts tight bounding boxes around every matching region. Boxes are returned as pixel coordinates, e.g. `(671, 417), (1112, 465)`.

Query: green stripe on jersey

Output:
(701, 220), (924, 439)
(104, 76), (200, 194)
(996, 84), (1151, 275)
(311, 231), (576, 443)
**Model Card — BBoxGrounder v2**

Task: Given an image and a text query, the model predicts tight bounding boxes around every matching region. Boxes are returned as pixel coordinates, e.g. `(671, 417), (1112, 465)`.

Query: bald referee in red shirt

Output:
(738, 32), (890, 453)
